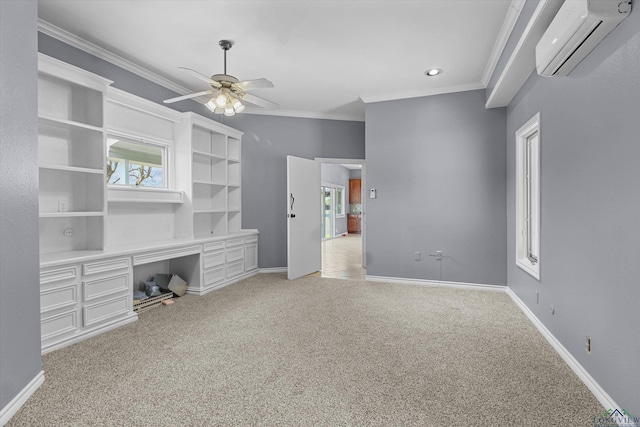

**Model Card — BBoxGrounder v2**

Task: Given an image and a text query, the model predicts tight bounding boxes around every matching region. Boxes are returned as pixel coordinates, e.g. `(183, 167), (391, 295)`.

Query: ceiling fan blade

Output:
(240, 92), (278, 110)
(163, 90), (213, 104)
(178, 67), (222, 88)
(233, 78), (274, 91)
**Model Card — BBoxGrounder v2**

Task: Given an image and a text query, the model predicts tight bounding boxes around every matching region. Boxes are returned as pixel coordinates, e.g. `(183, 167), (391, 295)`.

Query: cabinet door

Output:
(349, 179), (361, 204)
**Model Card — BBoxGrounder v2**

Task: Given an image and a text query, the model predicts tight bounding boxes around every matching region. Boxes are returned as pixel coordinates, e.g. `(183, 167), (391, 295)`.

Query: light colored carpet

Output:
(8, 274), (602, 426)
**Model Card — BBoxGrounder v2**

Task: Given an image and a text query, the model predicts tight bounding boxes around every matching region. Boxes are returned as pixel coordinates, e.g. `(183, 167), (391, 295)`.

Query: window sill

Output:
(107, 187), (184, 204)
(516, 259), (540, 280)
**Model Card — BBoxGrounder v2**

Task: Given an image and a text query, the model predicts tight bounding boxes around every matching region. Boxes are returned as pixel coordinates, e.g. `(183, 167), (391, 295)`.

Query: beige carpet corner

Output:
(8, 274), (602, 426)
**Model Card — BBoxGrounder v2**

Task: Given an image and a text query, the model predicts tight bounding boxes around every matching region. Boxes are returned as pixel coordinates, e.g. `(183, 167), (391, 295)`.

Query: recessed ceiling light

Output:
(424, 68), (442, 77)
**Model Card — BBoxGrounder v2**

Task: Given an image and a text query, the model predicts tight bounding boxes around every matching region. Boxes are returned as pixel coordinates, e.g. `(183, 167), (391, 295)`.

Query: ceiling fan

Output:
(163, 40), (277, 116)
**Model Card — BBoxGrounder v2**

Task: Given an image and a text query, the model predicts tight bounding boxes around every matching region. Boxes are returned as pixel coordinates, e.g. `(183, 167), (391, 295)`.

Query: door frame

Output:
(316, 157), (366, 268)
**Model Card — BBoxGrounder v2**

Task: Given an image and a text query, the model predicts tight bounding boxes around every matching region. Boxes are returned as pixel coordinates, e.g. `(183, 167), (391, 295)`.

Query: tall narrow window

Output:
(516, 113), (541, 279)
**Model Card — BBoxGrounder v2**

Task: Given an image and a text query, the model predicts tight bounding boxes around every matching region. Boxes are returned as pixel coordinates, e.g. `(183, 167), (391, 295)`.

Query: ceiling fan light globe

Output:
(224, 106), (235, 116)
(214, 107), (225, 114)
(232, 98), (245, 113)
(205, 99), (217, 112)
(215, 93), (227, 107)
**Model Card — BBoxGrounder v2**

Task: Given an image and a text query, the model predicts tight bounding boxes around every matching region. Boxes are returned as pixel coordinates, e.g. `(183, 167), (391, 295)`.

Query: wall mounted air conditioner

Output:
(536, 0), (631, 77)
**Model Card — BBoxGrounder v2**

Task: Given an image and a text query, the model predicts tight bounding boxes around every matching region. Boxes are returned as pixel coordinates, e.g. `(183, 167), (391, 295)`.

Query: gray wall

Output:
(349, 169), (362, 179)
(321, 163), (350, 235)
(505, 10), (640, 414)
(38, 33), (365, 270)
(366, 90), (507, 285)
(0, 0), (42, 413)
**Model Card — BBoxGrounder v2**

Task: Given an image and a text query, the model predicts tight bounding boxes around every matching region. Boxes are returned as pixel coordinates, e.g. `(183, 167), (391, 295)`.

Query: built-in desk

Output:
(38, 230), (259, 354)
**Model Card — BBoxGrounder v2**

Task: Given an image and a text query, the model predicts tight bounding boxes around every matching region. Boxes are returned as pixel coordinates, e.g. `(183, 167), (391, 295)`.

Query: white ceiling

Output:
(38, 0), (519, 121)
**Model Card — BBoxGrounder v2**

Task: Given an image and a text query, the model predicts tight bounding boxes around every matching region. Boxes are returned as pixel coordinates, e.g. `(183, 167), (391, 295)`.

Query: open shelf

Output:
(39, 168), (105, 215)
(227, 211), (241, 233)
(192, 153), (226, 183)
(39, 216), (104, 255)
(39, 118), (104, 171)
(38, 73), (103, 128)
(193, 211), (227, 238)
(228, 137), (240, 162)
(193, 184), (226, 211)
(228, 162), (241, 187)
(192, 125), (227, 158)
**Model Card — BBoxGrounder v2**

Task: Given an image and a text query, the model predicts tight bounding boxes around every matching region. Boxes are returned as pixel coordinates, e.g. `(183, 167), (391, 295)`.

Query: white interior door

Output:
(287, 155), (321, 279)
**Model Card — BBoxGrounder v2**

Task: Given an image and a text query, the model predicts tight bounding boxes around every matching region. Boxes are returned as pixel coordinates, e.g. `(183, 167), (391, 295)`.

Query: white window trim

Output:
(515, 112), (541, 280)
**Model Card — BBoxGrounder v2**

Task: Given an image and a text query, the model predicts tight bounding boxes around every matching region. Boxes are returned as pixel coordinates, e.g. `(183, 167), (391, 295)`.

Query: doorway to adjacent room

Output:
(317, 158), (366, 280)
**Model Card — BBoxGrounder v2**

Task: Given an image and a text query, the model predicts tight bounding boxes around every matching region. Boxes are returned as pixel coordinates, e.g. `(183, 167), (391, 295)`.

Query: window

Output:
(515, 113), (541, 279)
(335, 186), (345, 217)
(107, 135), (167, 188)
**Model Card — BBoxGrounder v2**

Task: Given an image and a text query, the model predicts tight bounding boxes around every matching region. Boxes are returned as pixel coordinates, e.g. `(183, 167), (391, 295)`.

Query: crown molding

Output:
(481, 0), (526, 86)
(242, 107), (364, 122)
(38, 19), (194, 97)
(360, 81), (485, 104)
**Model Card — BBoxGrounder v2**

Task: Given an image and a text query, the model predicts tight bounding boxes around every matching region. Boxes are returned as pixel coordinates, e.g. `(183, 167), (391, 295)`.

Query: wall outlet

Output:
(58, 200), (68, 212)
(63, 228), (73, 238)
(586, 336), (591, 354)
(435, 250), (443, 261)
(414, 251), (421, 261)
(165, 223), (173, 232)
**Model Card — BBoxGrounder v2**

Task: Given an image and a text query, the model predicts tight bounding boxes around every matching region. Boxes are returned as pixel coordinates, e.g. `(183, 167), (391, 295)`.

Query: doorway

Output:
(317, 158), (366, 280)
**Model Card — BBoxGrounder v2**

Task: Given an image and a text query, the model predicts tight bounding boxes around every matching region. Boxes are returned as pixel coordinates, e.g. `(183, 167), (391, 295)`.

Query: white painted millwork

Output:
(36, 56), (260, 353)
(287, 156), (321, 280)
(515, 113), (541, 280)
(37, 53), (111, 257)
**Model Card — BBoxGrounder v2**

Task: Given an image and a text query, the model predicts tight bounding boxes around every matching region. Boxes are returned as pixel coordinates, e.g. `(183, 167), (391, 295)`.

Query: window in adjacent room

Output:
(336, 185), (345, 217)
(515, 112), (541, 279)
(107, 135), (167, 188)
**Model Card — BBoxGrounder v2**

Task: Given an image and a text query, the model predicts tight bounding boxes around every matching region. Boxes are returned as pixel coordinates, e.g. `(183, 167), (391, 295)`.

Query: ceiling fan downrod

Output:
(219, 39), (232, 75)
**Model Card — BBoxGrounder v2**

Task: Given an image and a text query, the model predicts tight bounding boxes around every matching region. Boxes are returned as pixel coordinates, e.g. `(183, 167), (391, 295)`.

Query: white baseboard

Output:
(0, 370), (44, 426)
(259, 267), (287, 274)
(506, 288), (620, 412)
(365, 275), (506, 292)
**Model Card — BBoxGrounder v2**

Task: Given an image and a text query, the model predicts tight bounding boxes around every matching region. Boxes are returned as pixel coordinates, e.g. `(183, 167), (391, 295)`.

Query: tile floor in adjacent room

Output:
(319, 234), (366, 280)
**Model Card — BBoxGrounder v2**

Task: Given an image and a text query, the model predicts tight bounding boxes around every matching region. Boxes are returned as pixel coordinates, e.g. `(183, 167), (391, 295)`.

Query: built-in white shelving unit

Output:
(36, 56), (257, 355)
(176, 113), (244, 240)
(38, 54), (112, 257)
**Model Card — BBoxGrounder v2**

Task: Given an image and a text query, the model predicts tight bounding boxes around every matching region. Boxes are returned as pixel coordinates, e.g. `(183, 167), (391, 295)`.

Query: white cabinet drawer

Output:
(83, 273), (129, 302)
(204, 265), (225, 286)
(40, 266), (77, 284)
(83, 294), (130, 328)
(41, 284), (77, 313)
(203, 241), (225, 252)
(133, 245), (201, 265)
(244, 235), (258, 243)
(226, 246), (244, 263)
(41, 310), (77, 341)
(203, 250), (225, 269)
(226, 237), (244, 247)
(226, 260), (244, 278)
(83, 257), (130, 276)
